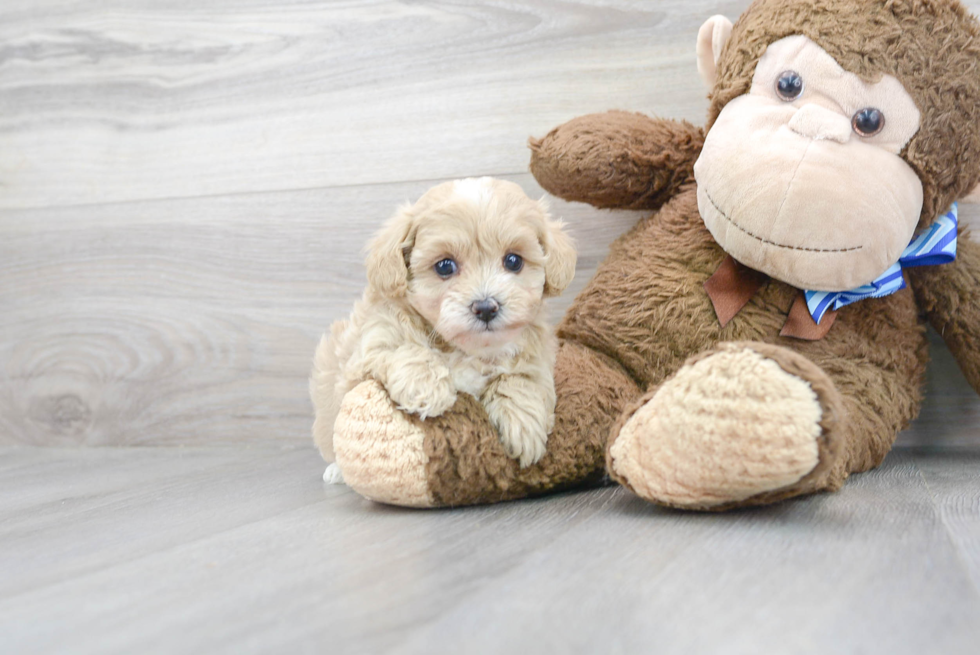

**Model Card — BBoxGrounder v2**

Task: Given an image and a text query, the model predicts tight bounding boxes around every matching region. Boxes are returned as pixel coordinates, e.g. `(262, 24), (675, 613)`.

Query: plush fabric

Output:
(528, 111), (704, 211)
(696, 33), (927, 292)
(696, 92), (924, 291)
(607, 343), (825, 509)
(333, 380), (433, 508)
(909, 236), (980, 393)
(709, 0), (980, 229)
(420, 340), (639, 505)
(556, 186), (929, 484)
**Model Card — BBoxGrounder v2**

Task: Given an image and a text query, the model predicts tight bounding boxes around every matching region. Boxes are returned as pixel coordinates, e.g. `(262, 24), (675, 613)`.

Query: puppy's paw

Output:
(323, 463), (345, 485)
(386, 362), (457, 420)
(484, 396), (550, 468)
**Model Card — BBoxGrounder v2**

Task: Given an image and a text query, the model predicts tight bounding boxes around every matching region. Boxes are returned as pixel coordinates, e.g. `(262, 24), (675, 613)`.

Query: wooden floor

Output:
(1, 444), (979, 654)
(3, 1), (980, 652)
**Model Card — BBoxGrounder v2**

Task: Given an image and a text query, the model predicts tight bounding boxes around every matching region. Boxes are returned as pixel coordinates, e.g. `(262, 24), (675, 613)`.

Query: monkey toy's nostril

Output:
(471, 298), (500, 323)
(787, 103), (852, 144)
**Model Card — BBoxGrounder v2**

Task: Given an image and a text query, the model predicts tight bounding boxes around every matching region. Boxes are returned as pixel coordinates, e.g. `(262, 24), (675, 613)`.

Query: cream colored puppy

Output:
(311, 177), (576, 483)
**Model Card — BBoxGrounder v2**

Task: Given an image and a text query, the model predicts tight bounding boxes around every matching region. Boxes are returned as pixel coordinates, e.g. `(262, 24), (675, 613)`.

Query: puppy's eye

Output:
(503, 253), (523, 273)
(852, 107), (885, 136)
(775, 71), (804, 101)
(433, 258), (458, 278)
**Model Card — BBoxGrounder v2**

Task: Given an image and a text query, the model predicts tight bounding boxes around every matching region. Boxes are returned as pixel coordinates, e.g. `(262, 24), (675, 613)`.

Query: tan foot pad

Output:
(609, 344), (823, 508)
(333, 379), (434, 508)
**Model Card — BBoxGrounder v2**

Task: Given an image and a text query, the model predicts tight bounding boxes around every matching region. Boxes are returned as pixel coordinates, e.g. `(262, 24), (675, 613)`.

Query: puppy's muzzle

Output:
(470, 298), (500, 324)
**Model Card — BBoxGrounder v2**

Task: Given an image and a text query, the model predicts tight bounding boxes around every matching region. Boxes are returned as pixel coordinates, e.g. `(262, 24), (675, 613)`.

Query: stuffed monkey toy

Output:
(328, 0), (980, 510)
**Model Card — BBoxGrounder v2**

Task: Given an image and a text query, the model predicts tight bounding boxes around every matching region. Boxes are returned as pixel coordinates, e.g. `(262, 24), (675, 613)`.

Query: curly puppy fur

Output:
(311, 178), (576, 469)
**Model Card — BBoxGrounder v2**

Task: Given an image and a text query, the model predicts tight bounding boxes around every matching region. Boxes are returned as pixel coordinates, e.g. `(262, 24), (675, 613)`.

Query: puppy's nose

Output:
(471, 298), (500, 323)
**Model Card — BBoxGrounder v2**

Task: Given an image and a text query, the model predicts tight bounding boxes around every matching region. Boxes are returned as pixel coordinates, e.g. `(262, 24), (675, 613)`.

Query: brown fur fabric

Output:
(710, 0), (980, 228)
(422, 340), (640, 506)
(529, 111), (704, 211)
(605, 341), (847, 511)
(909, 235), (980, 393)
(559, 187), (929, 483)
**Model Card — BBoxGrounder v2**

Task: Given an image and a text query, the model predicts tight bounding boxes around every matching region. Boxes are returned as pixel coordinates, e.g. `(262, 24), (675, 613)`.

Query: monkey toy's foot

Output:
(332, 379), (435, 508)
(607, 343), (845, 510)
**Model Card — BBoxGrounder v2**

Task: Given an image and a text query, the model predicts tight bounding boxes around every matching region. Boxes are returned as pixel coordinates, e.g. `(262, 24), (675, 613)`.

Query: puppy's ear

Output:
(365, 203), (417, 298)
(537, 200), (577, 298)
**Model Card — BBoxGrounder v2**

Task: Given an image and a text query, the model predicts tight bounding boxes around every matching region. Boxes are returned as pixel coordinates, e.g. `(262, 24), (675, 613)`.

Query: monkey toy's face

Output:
(694, 35), (923, 292)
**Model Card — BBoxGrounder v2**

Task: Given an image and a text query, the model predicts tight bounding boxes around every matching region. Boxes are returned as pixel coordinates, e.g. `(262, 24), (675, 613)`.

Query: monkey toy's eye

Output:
(503, 253), (524, 273)
(775, 71), (804, 101)
(434, 258), (458, 278)
(851, 107), (885, 136)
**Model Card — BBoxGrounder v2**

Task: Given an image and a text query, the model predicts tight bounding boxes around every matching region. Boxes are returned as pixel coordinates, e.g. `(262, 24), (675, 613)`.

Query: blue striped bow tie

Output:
(805, 203), (959, 324)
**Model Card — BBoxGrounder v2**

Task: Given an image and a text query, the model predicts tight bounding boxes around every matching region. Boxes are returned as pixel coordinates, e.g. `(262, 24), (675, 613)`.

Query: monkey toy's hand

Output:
(529, 110), (705, 212)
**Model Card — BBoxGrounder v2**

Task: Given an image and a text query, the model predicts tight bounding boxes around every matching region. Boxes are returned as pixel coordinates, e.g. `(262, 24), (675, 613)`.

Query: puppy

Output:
(310, 177), (576, 483)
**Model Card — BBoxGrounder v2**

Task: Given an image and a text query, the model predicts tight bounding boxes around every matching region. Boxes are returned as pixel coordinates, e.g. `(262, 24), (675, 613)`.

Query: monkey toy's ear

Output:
(696, 15), (733, 91)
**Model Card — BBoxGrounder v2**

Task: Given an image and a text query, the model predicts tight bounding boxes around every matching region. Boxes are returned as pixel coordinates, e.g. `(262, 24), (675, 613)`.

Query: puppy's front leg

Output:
(482, 371), (555, 468)
(379, 344), (457, 420)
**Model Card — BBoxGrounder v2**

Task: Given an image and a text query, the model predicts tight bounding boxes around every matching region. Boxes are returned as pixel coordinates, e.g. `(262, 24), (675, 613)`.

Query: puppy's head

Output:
(365, 177), (576, 355)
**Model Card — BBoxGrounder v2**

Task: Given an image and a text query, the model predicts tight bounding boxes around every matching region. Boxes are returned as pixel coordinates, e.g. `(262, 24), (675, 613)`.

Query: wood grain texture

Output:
(2, 0), (979, 450)
(0, 0), (735, 210)
(913, 448), (980, 594)
(1, 446), (979, 655)
(3, 4), (980, 653)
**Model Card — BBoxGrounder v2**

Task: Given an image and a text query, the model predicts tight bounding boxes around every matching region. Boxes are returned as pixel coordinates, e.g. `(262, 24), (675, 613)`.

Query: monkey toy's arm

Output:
(528, 110), (704, 211)
(909, 236), (980, 395)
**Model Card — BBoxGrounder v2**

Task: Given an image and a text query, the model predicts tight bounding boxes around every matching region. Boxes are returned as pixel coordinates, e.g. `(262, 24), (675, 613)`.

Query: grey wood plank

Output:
(0, 446), (324, 597)
(898, 330), (980, 448)
(1, 447), (978, 655)
(913, 448), (980, 595)
(391, 451), (980, 655)
(0, 0), (746, 210)
(0, 446), (300, 514)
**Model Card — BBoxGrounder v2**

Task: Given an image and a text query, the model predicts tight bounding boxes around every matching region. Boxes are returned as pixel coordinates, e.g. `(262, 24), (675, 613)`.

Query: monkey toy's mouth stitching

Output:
(703, 189), (864, 253)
